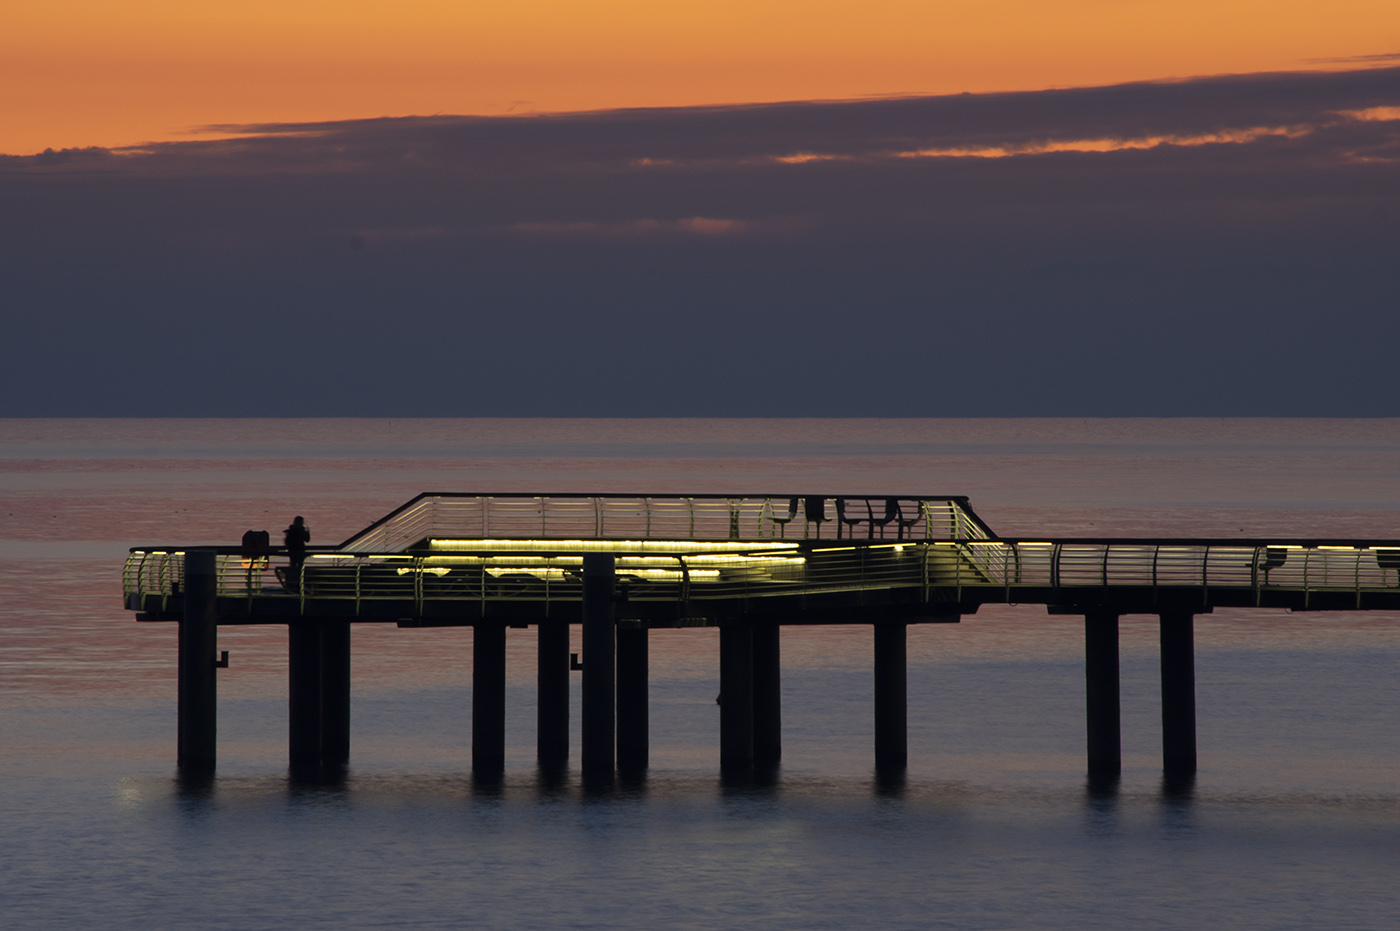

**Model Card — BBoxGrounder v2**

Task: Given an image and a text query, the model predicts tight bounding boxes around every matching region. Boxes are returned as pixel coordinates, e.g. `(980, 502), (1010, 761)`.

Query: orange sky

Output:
(4, 0), (1398, 155)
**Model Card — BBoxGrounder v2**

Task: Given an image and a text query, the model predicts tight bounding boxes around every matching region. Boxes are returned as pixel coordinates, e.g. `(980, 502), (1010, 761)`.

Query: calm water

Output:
(3, 419), (1400, 929)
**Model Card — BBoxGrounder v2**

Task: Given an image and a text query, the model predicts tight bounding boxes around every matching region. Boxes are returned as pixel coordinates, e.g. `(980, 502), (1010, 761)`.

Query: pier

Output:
(122, 493), (1400, 781)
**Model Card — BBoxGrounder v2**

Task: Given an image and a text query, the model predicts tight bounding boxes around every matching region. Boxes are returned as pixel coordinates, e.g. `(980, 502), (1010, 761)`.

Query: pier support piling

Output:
(1084, 610), (1121, 777)
(616, 622), (649, 773)
(581, 555), (616, 782)
(753, 623), (781, 770)
(320, 620), (351, 767)
(1159, 610), (1197, 775)
(472, 620), (507, 780)
(537, 618), (570, 770)
(289, 618), (352, 770)
(178, 549), (218, 771)
(288, 619), (323, 768)
(719, 625), (755, 779)
(874, 621), (908, 772)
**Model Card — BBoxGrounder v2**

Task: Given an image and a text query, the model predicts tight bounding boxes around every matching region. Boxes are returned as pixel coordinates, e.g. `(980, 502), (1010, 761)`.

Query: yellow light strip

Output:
(480, 568), (723, 581)
(486, 568), (571, 580)
(672, 555), (806, 566)
(429, 538), (799, 554)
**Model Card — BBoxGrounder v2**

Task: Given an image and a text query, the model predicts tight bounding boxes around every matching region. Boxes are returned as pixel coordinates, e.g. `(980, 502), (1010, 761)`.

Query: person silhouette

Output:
(284, 516), (310, 585)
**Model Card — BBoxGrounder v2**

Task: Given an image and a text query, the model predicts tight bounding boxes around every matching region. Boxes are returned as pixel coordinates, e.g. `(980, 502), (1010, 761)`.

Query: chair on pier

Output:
(893, 499), (924, 539)
(767, 497), (802, 537)
(1375, 548), (1400, 585)
(836, 498), (901, 539)
(803, 496), (829, 538)
(836, 498), (870, 538)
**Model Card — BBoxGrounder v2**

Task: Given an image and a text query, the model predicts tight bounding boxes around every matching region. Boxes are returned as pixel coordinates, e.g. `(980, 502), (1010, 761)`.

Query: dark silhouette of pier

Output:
(123, 493), (1400, 783)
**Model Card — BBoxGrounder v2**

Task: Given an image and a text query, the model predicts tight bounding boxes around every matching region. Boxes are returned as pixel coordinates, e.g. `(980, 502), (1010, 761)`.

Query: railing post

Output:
(178, 549), (219, 771)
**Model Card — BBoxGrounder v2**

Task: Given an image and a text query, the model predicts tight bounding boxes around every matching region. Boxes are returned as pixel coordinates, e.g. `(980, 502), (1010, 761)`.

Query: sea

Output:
(2, 418), (1399, 930)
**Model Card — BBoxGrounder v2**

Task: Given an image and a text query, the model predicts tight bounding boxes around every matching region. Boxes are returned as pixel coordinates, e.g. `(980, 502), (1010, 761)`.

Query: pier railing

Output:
(950, 540), (1400, 605)
(337, 494), (992, 552)
(124, 539), (1400, 613)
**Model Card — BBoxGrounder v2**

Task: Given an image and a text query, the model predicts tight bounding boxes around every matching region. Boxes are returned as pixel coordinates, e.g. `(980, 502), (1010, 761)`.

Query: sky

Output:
(2, 2), (1399, 416)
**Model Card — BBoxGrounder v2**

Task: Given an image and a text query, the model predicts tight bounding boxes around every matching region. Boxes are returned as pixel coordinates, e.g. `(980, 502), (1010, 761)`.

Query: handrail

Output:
(123, 538), (1400, 612)
(336, 493), (993, 552)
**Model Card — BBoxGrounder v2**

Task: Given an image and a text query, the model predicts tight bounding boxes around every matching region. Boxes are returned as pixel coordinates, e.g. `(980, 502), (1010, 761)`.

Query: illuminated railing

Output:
(337, 494), (992, 552)
(123, 540), (1400, 614)
(950, 540), (1400, 602)
(123, 543), (926, 609)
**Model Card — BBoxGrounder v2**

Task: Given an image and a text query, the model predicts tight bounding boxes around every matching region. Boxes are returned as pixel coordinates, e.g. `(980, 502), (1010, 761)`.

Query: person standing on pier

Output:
(284, 515), (310, 586)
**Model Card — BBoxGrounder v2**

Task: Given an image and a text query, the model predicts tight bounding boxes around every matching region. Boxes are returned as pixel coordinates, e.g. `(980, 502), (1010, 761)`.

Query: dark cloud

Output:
(1306, 51), (1400, 64)
(2, 67), (1398, 415)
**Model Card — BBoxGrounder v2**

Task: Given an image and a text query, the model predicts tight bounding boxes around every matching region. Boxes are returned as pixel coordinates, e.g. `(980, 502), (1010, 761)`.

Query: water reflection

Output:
(1159, 772), (1197, 834)
(1161, 771), (1196, 803)
(174, 767), (216, 802)
(1083, 773), (1120, 834)
(617, 767), (649, 795)
(536, 762), (570, 797)
(874, 768), (907, 798)
(470, 773), (506, 799)
(287, 761), (348, 790)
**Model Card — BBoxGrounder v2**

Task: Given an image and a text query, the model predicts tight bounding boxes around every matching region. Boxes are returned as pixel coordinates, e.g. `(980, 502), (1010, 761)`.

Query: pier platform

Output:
(121, 493), (1400, 781)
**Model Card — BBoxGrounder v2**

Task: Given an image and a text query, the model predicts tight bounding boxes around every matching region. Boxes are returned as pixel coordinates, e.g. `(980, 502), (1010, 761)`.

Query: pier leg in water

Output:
(1160, 610), (1198, 778)
(874, 621), (908, 772)
(581, 555), (616, 785)
(719, 624), (755, 781)
(178, 549), (218, 771)
(473, 620), (507, 781)
(537, 618), (570, 773)
(288, 618), (324, 770)
(320, 620), (351, 768)
(1084, 610), (1122, 780)
(616, 621), (649, 774)
(753, 623), (781, 772)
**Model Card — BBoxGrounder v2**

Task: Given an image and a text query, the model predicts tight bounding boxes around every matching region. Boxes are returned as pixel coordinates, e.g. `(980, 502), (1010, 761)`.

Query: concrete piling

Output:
(874, 621), (908, 772)
(472, 620), (507, 779)
(178, 549), (219, 771)
(1159, 610), (1197, 775)
(581, 555), (616, 782)
(616, 622), (649, 773)
(753, 623), (781, 770)
(1084, 610), (1121, 777)
(537, 618), (570, 770)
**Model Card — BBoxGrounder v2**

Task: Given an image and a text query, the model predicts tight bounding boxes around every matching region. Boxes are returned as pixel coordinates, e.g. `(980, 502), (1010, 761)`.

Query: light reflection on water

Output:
(3, 419), (1400, 929)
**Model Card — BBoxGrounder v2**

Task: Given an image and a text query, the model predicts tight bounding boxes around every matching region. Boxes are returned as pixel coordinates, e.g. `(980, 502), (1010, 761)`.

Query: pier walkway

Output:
(122, 493), (1400, 782)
